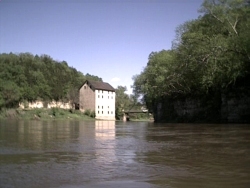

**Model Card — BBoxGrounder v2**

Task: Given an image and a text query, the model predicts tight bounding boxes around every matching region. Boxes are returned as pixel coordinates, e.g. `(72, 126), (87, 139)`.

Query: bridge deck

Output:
(124, 110), (148, 114)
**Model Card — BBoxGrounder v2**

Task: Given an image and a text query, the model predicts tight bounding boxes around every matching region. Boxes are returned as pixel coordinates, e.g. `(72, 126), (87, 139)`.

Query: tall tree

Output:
(115, 86), (134, 119)
(0, 80), (21, 108)
(132, 0), (250, 114)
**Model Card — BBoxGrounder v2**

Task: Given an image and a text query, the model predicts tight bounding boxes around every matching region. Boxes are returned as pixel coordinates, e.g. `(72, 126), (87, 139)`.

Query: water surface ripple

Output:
(0, 120), (250, 188)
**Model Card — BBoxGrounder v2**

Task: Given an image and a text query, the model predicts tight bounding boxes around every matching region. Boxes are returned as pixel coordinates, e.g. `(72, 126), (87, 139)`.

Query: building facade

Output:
(79, 80), (116, 120)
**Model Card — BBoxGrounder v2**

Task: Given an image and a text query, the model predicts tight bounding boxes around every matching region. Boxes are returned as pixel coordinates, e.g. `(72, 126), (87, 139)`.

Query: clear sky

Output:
(0, 0), (203, 94)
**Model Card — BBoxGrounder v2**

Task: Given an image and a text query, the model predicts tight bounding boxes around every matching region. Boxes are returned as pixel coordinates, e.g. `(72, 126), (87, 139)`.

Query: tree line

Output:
(0, 52), (139, 120)
(0, 52), (102, 109)
(115, 85), (145, 120)
(132, 0), (250, 115)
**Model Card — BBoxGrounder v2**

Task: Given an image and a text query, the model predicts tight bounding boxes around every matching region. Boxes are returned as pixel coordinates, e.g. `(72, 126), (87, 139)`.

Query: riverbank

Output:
(0, 108), (94, 121)
(0, 108), (153, 122)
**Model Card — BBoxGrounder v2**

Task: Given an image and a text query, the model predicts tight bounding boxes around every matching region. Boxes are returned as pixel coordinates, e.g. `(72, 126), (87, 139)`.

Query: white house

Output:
(79, 80), (116, 120)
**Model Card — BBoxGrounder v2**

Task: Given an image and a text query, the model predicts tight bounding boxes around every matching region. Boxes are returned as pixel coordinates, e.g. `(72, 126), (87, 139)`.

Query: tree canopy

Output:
(0, 53), (102, 109)
(115, 86), (133, 119)
(132, 0), (250, 111)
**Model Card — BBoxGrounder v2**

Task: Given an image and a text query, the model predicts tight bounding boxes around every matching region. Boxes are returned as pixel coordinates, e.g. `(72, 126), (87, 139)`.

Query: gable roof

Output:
(83, 80), (115, 92)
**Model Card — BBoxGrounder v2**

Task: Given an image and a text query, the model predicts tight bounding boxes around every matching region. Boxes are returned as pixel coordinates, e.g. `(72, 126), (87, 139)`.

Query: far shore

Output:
(0, 108), (94, 121)
(0, 108), (152, 122)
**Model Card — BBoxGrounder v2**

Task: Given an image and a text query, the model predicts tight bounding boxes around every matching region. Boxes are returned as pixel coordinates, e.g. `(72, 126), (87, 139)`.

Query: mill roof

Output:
(82, 80), (115, 92)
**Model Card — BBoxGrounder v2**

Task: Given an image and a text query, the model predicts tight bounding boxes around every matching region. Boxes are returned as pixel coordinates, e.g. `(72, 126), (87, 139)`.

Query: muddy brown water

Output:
(0, 120), (250, 188)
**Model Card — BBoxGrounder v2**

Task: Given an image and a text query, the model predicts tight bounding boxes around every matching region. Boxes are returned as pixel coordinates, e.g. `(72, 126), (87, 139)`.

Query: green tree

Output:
(132, 50), (182, 109)
(85, 73), (103, 82)
(132, 0), (250, 115)
(0, 80), (21, 108)
(115, 86), (134, 119)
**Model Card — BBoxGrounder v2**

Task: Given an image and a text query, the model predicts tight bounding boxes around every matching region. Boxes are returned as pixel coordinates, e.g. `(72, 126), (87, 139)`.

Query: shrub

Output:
(84, 109), (91, 116)
(23, 100), (29, 109)
(84, 109), (95, 118)
(34, 108), (43, 117)
(50, 107), (59, 116)
(0, 109), (18, 119)
(90, 110), (95, 118)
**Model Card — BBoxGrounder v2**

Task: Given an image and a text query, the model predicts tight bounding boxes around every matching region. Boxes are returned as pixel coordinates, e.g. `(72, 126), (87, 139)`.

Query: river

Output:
(0, 120), (250, 188)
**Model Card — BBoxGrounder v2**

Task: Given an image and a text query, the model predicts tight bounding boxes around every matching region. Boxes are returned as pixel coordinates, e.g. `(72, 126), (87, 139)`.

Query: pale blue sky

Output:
(0, 0), (203, 94)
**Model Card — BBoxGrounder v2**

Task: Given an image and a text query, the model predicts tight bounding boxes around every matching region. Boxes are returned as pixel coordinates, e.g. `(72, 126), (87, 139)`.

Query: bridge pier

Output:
(123, 113), (130, 121)
(123, 113), (126, 121)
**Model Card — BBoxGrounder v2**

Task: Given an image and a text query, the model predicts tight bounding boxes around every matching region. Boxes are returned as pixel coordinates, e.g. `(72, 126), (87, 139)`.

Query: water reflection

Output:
(95, 120), (115, 139)
(0, 120), (250, 188)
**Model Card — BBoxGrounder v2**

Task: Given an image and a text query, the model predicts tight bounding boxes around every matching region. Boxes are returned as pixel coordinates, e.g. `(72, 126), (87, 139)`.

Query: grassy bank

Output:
(128, 118), (154, 122)
(0, 108), (94, 120)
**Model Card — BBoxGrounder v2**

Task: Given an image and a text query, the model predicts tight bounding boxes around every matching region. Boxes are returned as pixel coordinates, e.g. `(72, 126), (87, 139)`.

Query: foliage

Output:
(115, 85), (146, 120)
(115, 86), (134, 119)
(0, 80), (21, 109)
(83, 109), (95, 118)
(0, 108), (94, 120)
(132, 0), (250, 114)
(132, 50), (181, 110)
(85, 73), (102, 82)
(0, 108), (19, 119)
(90, 111), (95, 118)
(0, 53), (102, 109)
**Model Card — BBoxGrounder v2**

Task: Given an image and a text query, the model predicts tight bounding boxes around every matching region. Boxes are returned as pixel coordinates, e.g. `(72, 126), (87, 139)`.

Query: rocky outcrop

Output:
(19, 100), (74, 109)
(221, 92), (250, 123)
(154, 88), (250, 123)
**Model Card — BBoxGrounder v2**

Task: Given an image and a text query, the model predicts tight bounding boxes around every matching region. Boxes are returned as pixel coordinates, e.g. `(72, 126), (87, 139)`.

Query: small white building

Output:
(19, 100), (72, 109)
(79, 80), (116, 120)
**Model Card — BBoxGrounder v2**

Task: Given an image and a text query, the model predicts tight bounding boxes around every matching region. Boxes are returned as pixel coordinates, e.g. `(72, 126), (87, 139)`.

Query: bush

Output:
(33, 108), (43, 117)
(90, 110), (95, 118)
(84, 109), (91, 116)
(23, 100), (29, 109)
(50, 107), (65, 116)
(0, 108), (18, 119)
(84, 109), (95, 118)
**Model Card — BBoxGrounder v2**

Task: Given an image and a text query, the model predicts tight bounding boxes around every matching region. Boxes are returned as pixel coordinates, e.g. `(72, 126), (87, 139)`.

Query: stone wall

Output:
(154, 89), (250, 123)
(19, 100), (73, 109)
(79, 82), (95, 112)
(221, 92), (250, 123)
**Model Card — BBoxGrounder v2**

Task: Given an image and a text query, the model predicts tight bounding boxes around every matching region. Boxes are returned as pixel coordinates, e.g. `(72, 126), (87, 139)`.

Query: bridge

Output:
(123, 108), (149, 121)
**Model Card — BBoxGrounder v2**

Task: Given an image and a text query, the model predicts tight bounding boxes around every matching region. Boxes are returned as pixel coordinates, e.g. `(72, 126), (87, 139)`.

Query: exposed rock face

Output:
(153, 88), (250, 123)
(221, 92), (250, 123)
(19, 100), (73, 109)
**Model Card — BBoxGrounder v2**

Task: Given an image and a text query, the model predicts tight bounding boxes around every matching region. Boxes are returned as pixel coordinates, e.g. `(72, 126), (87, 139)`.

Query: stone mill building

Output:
(79, 80), (116, 120)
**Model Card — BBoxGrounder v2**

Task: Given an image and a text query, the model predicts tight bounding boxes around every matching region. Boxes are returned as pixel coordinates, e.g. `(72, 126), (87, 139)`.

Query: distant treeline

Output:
(0, 53), (102, 109)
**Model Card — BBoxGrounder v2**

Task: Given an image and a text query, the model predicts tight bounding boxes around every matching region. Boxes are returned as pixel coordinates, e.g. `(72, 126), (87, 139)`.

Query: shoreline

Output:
(0, 108), (152, 122)
(0, 108), (94, 121)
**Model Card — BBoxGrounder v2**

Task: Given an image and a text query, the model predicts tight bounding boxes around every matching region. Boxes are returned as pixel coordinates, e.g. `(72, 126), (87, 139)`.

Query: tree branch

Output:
(226, 15), (239, 35)
(207, 6), (224, 23)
